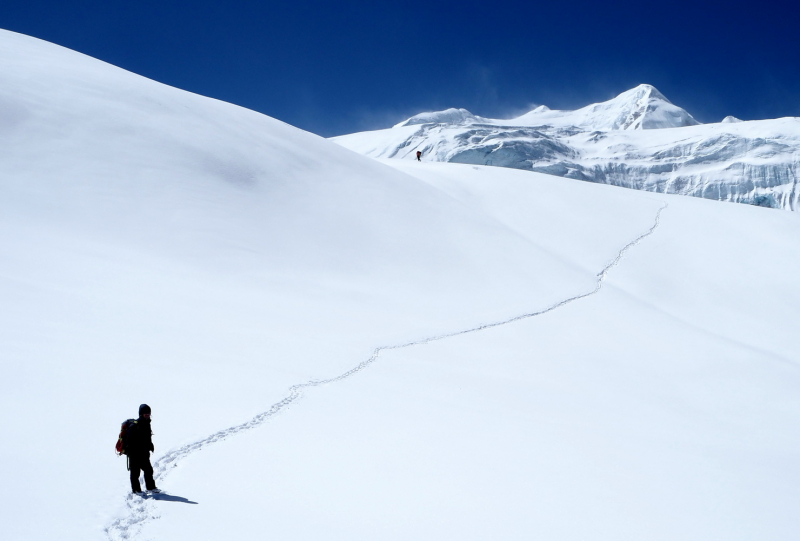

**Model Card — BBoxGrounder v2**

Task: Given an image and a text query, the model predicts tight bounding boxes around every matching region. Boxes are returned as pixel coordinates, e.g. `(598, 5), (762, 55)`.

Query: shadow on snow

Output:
(146, 492), (198, 504)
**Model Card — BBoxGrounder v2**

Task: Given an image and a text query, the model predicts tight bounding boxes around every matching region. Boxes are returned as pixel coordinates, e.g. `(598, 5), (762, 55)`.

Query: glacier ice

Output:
(334, 85), (800, 211)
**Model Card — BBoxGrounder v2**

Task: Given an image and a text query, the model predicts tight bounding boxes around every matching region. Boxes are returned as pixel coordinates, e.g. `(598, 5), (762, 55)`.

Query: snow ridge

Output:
(333, 86), (800, 211)
(104, 203), (667, 541)
(395, 108), (486, 127)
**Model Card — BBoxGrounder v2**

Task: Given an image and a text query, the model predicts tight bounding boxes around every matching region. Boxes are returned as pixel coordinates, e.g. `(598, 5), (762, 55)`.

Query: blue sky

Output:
(2, 0), (798, 136)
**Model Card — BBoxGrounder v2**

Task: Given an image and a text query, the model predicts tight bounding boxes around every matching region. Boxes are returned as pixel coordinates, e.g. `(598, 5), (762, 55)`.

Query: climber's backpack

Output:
(115, 419), (137, 456)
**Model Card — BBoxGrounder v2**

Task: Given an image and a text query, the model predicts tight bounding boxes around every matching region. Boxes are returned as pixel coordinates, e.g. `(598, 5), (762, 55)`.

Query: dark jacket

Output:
(126, 417), (154, 456)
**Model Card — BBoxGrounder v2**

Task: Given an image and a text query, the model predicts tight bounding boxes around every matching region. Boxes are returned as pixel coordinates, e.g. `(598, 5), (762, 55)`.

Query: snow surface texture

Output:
(107, 203), (667, 541)
(3, 29), (800, 541)
(334, 85), (800, 211)
(0, 28), (662, 540)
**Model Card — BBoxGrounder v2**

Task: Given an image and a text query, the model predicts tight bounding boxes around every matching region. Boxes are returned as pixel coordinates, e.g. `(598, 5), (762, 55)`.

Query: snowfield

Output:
(1, 29), (800, 541)
(333, 85), (800, 211)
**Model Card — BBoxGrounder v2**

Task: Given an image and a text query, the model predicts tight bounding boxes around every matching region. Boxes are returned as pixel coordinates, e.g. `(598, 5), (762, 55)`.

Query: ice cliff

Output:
(334, 85), (800, 211)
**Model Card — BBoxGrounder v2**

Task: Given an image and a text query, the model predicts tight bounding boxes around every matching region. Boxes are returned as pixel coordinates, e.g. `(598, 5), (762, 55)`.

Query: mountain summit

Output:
(389, 84), (700, 131)
(549, 83), (700, 130)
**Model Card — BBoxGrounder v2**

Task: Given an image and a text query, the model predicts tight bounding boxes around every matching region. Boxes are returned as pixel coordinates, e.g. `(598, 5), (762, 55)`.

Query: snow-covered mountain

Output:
(334, 84), (800, 211)
(3, 29), (800, 541)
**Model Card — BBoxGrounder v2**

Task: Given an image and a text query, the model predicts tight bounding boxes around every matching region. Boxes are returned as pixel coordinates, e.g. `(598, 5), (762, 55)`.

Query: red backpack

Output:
(115, 419), (137, 456)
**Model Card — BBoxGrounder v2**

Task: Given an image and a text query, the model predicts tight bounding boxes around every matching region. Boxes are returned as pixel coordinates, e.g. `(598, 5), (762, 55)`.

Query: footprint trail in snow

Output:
(104, 203), (667, 541)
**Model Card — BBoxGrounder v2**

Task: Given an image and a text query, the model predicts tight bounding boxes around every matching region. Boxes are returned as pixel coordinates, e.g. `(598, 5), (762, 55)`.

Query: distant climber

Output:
(121, 404), (159, 494)
(416, 150), (422, 162)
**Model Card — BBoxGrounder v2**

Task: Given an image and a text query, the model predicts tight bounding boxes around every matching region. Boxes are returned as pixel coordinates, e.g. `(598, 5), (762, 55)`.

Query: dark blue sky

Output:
(2, 0), (798, 136)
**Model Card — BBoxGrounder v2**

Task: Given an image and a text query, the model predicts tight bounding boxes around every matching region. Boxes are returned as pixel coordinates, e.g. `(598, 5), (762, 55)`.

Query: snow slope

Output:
(2, 29), (800, 541)
(0, 29), (656, 540)
(132, 162), (800, 541)
(334, 85), (800, 211)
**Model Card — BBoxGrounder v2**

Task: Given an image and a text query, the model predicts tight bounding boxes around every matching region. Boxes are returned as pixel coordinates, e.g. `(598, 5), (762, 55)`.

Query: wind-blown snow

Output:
(333, 85), (800, 211)
(512, 84), (699, 131)
(394, 107), (487, 127)
(2, 29), (800, 541)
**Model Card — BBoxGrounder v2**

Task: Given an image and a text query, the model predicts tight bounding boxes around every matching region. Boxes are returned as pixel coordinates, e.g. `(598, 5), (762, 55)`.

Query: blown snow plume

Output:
(334, 85), (800, 211)
(512, 84), (700, 131)
(394, 108), (488, 127)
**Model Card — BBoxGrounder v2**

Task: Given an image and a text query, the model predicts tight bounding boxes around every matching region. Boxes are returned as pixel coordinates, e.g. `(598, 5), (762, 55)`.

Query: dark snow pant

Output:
(129, 453), (156, 493)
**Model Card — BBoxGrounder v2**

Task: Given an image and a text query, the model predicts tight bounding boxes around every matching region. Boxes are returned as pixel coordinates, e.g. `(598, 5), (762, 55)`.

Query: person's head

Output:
(139, 403), (151, 420)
